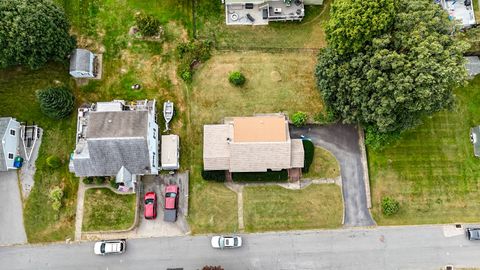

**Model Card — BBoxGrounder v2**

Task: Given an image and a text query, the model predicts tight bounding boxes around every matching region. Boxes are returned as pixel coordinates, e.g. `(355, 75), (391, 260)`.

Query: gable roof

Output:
(72, 138), (150, 176)
(70, 49), (93, 72)
(0, 117), (11, 171)
(86, 111), (148, 139)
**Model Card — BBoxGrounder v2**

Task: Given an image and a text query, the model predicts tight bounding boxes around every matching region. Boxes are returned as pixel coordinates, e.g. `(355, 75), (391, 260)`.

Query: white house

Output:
(69, 100), (159, 191)
(161, 134), (180, 170)
(69, 49), (96, 78)
(0, 117), (20, 171)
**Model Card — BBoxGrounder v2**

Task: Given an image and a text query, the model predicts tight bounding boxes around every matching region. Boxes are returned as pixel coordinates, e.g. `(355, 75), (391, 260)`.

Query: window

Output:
(152, 152), (156, 167)
(153, 128), (156, 139)
(8, 153), (14, 160)
(9, 129), (15, 136)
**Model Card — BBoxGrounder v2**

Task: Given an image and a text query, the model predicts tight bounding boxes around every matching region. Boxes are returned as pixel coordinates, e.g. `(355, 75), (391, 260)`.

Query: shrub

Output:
(94, 177), (105, 185)
(228, 71), (246, 86)
(365, 126), (401, 151)
(49, 186), (64, 211)
(292, 111), (308, 127)
(36, 86), (75, 119)
(314, 109), (337, 124)
(302, 140), (315, 173)
(381, 196), (400, 216)
(109, 178), (118, 189)
(233, 170), (288, 182)
(46, 155), (62, 169)
(83, 177), (94, 185)
(135, 13), (161, 37)
(201, 170), (226, 182)
(176, 39), (213, 82)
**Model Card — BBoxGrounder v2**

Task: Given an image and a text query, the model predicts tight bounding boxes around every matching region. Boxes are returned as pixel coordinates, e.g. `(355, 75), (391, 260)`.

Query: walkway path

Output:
(290, 124), (375, 227)
(0, 171), (27, 246)
(74, 182), (86, 241)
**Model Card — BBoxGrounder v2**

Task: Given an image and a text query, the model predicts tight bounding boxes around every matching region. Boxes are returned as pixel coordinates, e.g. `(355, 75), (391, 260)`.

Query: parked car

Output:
(466, 228), (480, 240)
(164, 184), (179, 222)
(94, 239), (126, 255)
(144, 191), (157, 219)
(211, 235), (242, 249)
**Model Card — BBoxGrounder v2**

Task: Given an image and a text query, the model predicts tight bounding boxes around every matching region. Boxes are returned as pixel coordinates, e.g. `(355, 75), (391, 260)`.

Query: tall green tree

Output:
(317, 0), (467, 147)
(36, 86), (75, 120)
(326, 0), (395, 54)
(0, 0), (76, 69)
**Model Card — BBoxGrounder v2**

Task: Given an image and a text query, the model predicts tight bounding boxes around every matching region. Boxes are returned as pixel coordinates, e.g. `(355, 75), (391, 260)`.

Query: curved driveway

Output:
(290, 124), (375, 227)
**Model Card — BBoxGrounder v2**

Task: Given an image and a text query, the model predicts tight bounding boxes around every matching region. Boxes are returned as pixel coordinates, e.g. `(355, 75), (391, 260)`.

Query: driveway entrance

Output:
(0, 170), (27, 245)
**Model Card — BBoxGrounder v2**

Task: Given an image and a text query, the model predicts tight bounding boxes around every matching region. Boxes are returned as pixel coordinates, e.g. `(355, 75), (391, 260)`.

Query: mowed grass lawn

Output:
(369, 76), (480, 225)
(82, 188), (136, 231)
(243, 184), (343, 232)
(303, 147), (340, 179)
(186, 51), (325, 233)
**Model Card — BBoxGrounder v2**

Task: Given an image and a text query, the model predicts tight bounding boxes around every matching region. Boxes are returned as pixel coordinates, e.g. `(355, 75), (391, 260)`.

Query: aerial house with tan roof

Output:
(203, 114), (304, 181)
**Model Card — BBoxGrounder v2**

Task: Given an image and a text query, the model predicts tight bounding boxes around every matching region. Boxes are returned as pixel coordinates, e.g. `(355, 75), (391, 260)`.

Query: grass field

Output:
(243, 184), (343, 232)
(303, 147), (340, 179)
(369, 76), (480, 225)
(82, 188), (136, 231)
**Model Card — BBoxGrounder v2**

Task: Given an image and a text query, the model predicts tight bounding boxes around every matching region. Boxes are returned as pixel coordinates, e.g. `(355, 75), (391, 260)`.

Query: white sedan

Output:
(94, 239), (126, 255)
(211, 235), (242, 249)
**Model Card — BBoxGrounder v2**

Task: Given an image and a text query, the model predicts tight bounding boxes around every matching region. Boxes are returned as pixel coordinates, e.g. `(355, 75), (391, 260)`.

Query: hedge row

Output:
(201, 169), (288, 182)
(302, 139), (314, 173)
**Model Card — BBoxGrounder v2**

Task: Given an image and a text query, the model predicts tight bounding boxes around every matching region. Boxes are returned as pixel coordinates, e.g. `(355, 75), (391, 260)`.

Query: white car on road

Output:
(94, 239), (126, 255)
(211, 235), (242, 249)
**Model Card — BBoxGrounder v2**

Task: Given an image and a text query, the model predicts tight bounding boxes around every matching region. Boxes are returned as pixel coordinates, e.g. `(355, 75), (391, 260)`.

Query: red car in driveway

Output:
(144, 192), (157, 219)
(164, 184), (179, 222)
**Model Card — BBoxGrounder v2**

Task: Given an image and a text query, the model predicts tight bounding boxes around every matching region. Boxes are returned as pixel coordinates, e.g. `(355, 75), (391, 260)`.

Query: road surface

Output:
(1, 225), (479, 270)
(291, 124), (375, 227)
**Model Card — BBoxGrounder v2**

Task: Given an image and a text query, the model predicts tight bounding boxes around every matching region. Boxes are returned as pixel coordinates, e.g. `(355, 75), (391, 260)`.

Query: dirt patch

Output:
(271, 71), (282, 82)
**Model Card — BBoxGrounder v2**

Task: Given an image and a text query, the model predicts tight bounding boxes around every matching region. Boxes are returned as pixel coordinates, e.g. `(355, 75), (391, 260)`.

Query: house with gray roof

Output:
(0, 117), (21, 171)
(69, 49), (97, 78)
(69, 100), (159, 191)
(203, 114), (304, 180)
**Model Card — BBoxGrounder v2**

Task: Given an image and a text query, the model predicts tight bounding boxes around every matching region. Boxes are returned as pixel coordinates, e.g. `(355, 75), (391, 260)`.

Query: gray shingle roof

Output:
(86, 111), (148, 139)
(465, 56), (480, 77)
(72, 138), (150, 176)
(70, 49), (93, 72)
(0, 117), (10, 171)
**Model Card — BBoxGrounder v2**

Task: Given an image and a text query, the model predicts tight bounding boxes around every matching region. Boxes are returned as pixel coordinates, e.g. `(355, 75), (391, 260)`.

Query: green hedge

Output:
(302, 140), (314, 173)
(201, 169), (288, 182)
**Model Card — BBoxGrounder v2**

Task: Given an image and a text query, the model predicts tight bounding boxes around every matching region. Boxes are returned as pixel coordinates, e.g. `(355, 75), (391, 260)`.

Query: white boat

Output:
(163, 101), (174, 131)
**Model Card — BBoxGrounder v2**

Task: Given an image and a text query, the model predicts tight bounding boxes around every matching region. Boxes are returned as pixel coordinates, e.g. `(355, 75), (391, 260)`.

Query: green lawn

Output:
(369, 76), (480, 225)
(243, 184), (343, 232)
(82, 188), (136, 231)
(303, 147), (340, 179)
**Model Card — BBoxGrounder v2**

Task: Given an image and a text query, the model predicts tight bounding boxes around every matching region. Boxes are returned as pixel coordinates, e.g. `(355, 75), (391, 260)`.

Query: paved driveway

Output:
(290, 124), (375, 227)
(0, 170), (27, 246)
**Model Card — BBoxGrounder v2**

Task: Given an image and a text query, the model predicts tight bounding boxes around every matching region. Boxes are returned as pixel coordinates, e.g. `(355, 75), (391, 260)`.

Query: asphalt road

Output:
(0, 170), (27, 246)
(290, 124), (375, 227)
(1, 225), (479, 270)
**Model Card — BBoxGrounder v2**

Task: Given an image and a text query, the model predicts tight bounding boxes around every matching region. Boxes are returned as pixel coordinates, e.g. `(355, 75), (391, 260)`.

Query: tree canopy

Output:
(0, 0), (76, 69)
(36, 86), (75, 119)
(326, 0), (395, 55)
(317, 0), (467, 147)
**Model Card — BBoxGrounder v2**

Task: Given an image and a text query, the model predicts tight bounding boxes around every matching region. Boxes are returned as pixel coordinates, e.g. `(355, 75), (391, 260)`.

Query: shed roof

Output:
(465, 56), (480, 77)
(70, 49), (93, 72)
(86, 111), (148, 139)
(471, 126), (480, 157)
(161, 135), (179, 169)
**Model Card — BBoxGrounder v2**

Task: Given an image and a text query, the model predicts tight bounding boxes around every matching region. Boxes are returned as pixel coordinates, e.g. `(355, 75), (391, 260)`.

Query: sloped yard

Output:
(369, 76), (480, 225)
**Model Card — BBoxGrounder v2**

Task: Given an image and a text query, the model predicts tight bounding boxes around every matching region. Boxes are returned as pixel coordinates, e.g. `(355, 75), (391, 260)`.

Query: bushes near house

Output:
(302, 140), (314, 173)
(94, 177), (106, 185)
(49, 186), (64, 212)
(109, 178), (118, 189)
(135, 13), (161, 37)
(201, 170), (226, 182)
(36, 86), (75, 119)
(228, 71), (246, 86)
(201, 169), (288, 182)
(83, 177), (94, 185)
(46, 155), (62, 169)
(292, 112), (308, 127)
(176, 39), (213, 82)
(381, 196), (400, 216)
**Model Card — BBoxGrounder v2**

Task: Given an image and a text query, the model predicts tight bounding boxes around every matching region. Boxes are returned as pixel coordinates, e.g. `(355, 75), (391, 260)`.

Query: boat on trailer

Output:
(163, 101), (174, 131)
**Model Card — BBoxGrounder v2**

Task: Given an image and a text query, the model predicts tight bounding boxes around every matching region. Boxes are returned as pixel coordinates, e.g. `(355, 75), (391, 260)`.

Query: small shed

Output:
(465, 56), (480, 78)
(70, 49), (96, 78)
(161, 135), (179, 170)
(470, 126), (480, 157)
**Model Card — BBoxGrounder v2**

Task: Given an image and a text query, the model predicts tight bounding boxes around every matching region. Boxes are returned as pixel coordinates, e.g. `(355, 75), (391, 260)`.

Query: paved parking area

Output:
(0, 170), (27, 246)
(136, 173), (190, 237)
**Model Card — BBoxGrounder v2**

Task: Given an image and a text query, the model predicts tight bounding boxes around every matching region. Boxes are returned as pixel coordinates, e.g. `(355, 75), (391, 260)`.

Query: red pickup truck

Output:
(164, 184), (179, 222)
